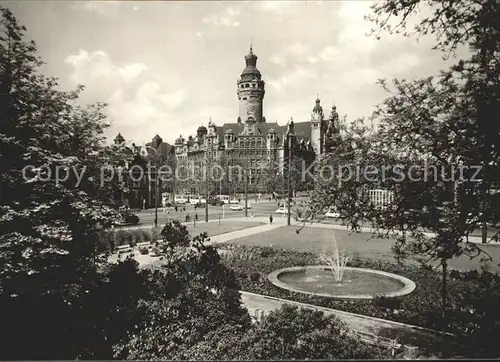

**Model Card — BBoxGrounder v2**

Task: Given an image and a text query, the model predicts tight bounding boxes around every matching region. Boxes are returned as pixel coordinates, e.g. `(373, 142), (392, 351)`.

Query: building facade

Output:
(109, 133), (176, 209)
(173, 46), (343, 195)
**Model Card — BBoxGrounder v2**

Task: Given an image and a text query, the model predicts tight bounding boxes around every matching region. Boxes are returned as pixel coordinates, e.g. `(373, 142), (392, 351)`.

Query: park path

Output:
(204, 219), (284, 245)
(239, 291), (466, 356)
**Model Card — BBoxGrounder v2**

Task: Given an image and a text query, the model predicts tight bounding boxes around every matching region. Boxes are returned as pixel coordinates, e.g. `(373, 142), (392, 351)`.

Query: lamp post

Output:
(245, 155), (249, 218)
(204, 153), (209, 222)
(287, 133), (292, 226)
(143, 145), (161, 228)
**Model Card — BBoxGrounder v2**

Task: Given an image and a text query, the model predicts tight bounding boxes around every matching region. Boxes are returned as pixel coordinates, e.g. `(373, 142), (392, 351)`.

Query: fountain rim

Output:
(268, 265), (416, 300)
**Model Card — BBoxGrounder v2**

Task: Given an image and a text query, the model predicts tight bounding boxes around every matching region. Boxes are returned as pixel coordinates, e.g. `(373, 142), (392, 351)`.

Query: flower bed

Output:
(218, 244), (500, 357)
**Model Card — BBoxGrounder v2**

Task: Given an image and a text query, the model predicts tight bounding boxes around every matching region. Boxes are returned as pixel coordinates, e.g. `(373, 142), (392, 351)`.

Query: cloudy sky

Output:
(4, 0), (465, 145)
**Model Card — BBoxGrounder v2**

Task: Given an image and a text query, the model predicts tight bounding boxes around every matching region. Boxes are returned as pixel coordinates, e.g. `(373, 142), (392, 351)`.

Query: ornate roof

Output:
(113, 133), (125, 145)
(175, 134), (184, 144)
(313, 98), (323, 114)
(241, 46), (261, 78)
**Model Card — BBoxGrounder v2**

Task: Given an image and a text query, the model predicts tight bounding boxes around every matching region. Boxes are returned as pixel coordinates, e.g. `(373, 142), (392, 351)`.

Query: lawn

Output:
(225, 226), (500, 271)
(184, 220), (264, 237)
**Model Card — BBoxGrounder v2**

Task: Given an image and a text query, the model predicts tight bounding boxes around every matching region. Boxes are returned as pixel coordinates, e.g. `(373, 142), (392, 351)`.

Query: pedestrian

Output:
(183, 207), (186, 212)
(185, 214), (190, 222)
(269, 214), (273, 224)
(175, 206), (178, 212)
(195, 213), (198, 221)
(194, 204), (197, 211)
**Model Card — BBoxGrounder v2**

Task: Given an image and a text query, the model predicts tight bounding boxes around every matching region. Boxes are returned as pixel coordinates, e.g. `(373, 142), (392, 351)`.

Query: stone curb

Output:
(267, 265), (416, 300)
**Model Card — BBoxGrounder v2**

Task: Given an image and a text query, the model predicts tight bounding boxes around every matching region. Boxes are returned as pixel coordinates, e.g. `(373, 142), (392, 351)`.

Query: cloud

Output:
(202, 7), (241, 27)
(64, 49), (147, 84)
(72, 1), (121, 16)
(267, 66), (317, 91)
(64, 49), (186, 143)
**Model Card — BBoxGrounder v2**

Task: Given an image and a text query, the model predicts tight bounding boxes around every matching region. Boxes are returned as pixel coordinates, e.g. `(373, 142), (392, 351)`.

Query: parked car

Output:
(325, 208), (340, 218)
(275, 207), (290, 214)
(229, 199), (240, 204)
(230, 204), (244, 211)
(211, 198), (224, 206)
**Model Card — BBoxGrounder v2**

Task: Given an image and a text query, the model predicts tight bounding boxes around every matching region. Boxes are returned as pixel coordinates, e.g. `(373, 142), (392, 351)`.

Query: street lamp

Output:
(142, 145), (161, 228)
(287, 133), (292, 226)
(245, 157), (249, 218)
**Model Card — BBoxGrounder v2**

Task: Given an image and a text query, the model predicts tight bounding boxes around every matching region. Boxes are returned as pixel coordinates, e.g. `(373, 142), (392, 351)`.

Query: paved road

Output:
(129, 201), (289, 226)
(129, 200), (499, 240)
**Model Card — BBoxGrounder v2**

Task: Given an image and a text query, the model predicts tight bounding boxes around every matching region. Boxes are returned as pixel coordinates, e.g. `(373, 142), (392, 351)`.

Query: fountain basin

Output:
(268, 265), (416, 300)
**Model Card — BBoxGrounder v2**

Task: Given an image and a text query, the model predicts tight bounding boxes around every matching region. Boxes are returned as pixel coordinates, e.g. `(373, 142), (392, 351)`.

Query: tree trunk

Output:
(441, 258), (448, 336)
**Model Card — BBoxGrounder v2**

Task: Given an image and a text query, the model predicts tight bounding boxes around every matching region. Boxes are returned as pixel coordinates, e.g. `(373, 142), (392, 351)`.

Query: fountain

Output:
(268, 232), (416, 300)
(319, 234), (351, 285)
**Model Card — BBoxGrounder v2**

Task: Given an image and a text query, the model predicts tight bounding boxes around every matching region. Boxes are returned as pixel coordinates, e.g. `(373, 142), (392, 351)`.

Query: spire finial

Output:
(250, 38), (253, 52)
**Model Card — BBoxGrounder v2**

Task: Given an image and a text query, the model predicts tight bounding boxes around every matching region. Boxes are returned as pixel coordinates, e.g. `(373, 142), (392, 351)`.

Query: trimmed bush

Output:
(124, 214), (140, 225)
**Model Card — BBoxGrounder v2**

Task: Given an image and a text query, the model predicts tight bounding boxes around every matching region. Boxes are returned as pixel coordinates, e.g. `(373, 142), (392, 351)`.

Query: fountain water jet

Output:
(319, 233), (351, 285)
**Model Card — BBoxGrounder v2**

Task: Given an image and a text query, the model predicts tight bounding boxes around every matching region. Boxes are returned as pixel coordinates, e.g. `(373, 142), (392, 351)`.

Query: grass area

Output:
(133, 221), (265, 238)
(226, 226), (500, 272)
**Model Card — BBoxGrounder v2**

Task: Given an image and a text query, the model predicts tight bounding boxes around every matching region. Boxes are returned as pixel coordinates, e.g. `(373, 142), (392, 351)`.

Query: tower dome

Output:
(313, 97), (323, 114)
(175, 134), (184, 145)
(197, 125), (208, 138)
(241, 45), (261, 78)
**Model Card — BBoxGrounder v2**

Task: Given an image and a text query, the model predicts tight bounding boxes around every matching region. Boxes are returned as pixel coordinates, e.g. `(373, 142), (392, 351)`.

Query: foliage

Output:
(123, 213), (139, 225)
(0, 7), (153, 359)
(114, 221), (251, 360)
(238, 305), (388, 360)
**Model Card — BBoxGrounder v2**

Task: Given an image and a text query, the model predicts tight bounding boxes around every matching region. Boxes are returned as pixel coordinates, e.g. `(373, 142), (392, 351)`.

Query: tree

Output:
(304, 0), (500, 341)
(0, 7), (143, 359)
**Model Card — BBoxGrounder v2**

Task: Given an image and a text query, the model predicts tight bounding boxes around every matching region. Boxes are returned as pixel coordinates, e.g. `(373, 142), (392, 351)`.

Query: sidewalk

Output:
(240, 291), (467, 356)
(206, 222), (282, 245)
(298, 220), (500, 246)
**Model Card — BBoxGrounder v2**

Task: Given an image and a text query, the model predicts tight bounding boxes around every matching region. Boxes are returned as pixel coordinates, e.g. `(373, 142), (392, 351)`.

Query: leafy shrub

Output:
(232, 305), (389, 360)
(260, 246), (277, 258)
(124, 214), (140, 225)
(373, 296), (403, 311)
(125, 232), (135, 247)
(139, 228), (150, 243)
(249, 272), (260, 283)
(114, 229), (127, 247)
